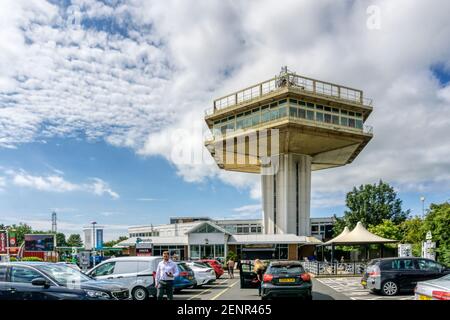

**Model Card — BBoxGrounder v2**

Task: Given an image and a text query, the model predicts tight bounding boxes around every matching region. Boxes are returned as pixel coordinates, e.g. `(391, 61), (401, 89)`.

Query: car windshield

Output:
(36, 264), (91, 286)
(269, 265), (305, 275)
(177, 263), (192, 272)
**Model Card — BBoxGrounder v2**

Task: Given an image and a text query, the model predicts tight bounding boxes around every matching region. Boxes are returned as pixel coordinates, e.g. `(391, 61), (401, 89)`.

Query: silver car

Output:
(415, 274), (450, 300)
(86, 256), (162, 300)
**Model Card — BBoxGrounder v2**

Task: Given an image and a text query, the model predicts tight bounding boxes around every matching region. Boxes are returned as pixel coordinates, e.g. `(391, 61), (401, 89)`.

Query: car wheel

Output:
(132, 286), (149, 301)
(381, 281), (398, 296)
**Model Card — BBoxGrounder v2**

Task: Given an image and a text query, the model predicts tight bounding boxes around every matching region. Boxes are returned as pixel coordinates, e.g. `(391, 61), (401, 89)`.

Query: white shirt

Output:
(155, 259), (179, 285)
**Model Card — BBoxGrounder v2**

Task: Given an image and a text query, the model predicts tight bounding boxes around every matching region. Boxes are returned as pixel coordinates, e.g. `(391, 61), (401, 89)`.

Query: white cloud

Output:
(88, 178), (119, 199)
(0, 176), (6, 190)
(12, 171), (79, 192)
(100, 211), (123, 217)
(136, 198), (166, 201)
(5, 169), (119, 199)
(1, 0), (450, 207)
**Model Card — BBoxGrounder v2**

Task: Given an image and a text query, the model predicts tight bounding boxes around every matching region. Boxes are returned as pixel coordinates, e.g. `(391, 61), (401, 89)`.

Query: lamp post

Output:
(91, 221), (97, 268)
(204, 238), (209, 259)
(420, 196), (425, 218)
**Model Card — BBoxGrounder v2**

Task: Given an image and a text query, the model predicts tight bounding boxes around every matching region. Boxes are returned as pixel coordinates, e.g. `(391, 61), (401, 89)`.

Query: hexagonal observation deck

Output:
(204, 67), (373, 236)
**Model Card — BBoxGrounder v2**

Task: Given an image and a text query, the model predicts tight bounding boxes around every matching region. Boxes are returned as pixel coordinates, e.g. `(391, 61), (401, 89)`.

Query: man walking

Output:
(227, 258), (235, 279)
(155, 251), (179, 300)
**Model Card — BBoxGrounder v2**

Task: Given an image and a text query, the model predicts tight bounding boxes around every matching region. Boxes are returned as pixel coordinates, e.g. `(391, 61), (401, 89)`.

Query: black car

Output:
(260, 261), (312, 300)
(0, 262), (130, 300)
(361, 257), (450, 296)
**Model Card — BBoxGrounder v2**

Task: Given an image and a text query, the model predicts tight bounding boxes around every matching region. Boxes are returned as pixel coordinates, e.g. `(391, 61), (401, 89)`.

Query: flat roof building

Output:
(117, 216), (330, 261)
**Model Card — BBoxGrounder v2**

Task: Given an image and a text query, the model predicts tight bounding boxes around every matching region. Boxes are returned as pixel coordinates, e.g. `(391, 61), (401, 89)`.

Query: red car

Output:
(200, 259), (224, 279)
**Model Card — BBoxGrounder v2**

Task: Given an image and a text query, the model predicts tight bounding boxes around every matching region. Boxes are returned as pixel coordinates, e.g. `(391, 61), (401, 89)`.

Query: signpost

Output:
(0, 230), (10, 262)
(422, 231), (436, 261)
(79, 251), (90, 271)
(398, 244), (412, 257)
(71, 247), (78, 264)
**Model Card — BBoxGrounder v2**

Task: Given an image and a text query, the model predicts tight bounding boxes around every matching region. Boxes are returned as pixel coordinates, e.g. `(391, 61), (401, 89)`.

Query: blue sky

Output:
(1, 0), (450, 240)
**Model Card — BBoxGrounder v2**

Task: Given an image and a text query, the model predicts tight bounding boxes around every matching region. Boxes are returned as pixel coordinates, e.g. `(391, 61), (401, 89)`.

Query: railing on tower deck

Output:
(205, 73), (373, 116)
(364, 125), (373, 134)
(300, 261), (367, 276)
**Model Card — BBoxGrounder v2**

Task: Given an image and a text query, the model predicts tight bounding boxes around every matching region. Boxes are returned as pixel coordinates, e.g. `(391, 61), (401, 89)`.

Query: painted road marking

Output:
(210, 280), (239, 300)
(187, 279), (228, 300)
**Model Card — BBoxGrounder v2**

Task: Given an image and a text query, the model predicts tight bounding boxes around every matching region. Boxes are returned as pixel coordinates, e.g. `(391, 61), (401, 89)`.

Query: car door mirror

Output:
(31, 278), (50, 288)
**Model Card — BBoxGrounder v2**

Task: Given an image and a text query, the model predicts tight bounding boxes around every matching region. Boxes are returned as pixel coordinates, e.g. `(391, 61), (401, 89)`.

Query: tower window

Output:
(316, 112), (324, 122)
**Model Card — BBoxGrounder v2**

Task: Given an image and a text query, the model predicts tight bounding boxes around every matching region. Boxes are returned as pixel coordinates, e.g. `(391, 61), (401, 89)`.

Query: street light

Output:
(91, 221), (97, 268)
(420, 196), (425, 218)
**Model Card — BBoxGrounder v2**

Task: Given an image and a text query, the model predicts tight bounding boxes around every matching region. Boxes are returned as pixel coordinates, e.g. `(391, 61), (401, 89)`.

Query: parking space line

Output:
(187, 279), (229, 300)
(210, 280), (239, 300)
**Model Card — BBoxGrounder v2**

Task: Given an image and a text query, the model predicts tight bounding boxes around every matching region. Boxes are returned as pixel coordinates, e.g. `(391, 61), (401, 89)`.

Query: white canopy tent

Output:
(324, 222), (398, 245)
(321, 222), (399, 262)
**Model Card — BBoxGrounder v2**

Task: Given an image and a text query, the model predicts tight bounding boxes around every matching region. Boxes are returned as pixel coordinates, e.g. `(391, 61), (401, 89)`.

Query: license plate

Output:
(188, 276), (193, 280)
(279, 278), (295, 283)
(418, 294), (432, 300)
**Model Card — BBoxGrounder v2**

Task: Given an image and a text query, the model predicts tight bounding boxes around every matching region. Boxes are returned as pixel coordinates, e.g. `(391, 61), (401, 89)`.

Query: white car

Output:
(185, 261), (216, 287)
(86, 256), (163, 300)
(415, 274), (450, 300)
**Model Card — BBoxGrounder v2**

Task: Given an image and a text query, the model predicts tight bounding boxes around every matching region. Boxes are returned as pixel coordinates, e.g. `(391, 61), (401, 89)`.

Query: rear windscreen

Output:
(269, 265), (305, 275)
(177, 263), (191, 271)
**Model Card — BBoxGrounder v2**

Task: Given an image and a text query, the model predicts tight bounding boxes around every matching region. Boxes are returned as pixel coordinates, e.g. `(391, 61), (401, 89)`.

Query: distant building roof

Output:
(185, 221), (232, 235)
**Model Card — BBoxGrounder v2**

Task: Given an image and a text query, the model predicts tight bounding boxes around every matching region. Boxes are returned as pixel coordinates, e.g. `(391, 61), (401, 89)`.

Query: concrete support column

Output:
(262, 153), (311, 236)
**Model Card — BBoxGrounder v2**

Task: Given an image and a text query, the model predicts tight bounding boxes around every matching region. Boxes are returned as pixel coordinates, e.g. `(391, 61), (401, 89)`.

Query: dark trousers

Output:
(157, 280), (174, 300)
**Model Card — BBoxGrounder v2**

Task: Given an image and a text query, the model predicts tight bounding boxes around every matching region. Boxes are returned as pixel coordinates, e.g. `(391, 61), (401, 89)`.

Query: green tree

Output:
(54, 233), (67, 247)
(368, 219), (402, 241)
(422, 203), (450, 265)
(103, 236), (128, 248)
(400, 217), (425, 257)
(66, 234), (83, 247)
(333, 180), (410, 235)
(8, 223), (33, 246)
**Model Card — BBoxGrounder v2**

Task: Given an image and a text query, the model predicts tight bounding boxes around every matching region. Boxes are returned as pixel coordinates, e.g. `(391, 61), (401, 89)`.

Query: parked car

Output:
(173, 262), (196, 292)
(0, 262), (129, 300)
(56, 262), (81, 271)
(260, 261), (312, 300)
(185, 261), (216, 287)
(200, 259), (224, 279)
(361, 257), (450, 296)
(86, 256), (162, 300)
(414, 274), (450, 300)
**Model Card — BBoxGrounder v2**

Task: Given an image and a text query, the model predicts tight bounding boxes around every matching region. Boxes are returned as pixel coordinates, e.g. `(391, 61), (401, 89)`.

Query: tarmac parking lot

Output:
(171, 274), (414, 300)
(315, 277), (415, 300)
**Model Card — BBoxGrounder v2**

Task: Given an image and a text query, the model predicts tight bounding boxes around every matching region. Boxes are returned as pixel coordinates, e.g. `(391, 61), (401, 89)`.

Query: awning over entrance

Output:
(323, 222), (398, 246)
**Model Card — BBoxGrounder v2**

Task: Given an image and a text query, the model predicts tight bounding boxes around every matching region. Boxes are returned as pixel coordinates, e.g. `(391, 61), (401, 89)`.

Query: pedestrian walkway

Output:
(316, 277), (414, 300)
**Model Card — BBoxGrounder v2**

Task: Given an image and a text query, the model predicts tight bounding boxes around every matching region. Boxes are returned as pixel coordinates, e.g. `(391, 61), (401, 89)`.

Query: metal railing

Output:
(206, 72), (373, 116)
(300, 261), (367, 276)
(364, 125), (373, 134)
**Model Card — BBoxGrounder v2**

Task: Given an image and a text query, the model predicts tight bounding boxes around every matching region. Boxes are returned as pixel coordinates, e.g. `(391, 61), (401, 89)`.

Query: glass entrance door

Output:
(202, 245), (214, 259)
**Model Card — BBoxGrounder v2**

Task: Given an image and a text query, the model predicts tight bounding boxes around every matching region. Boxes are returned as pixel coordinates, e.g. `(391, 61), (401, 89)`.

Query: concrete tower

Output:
(204, 67), (373, 236)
